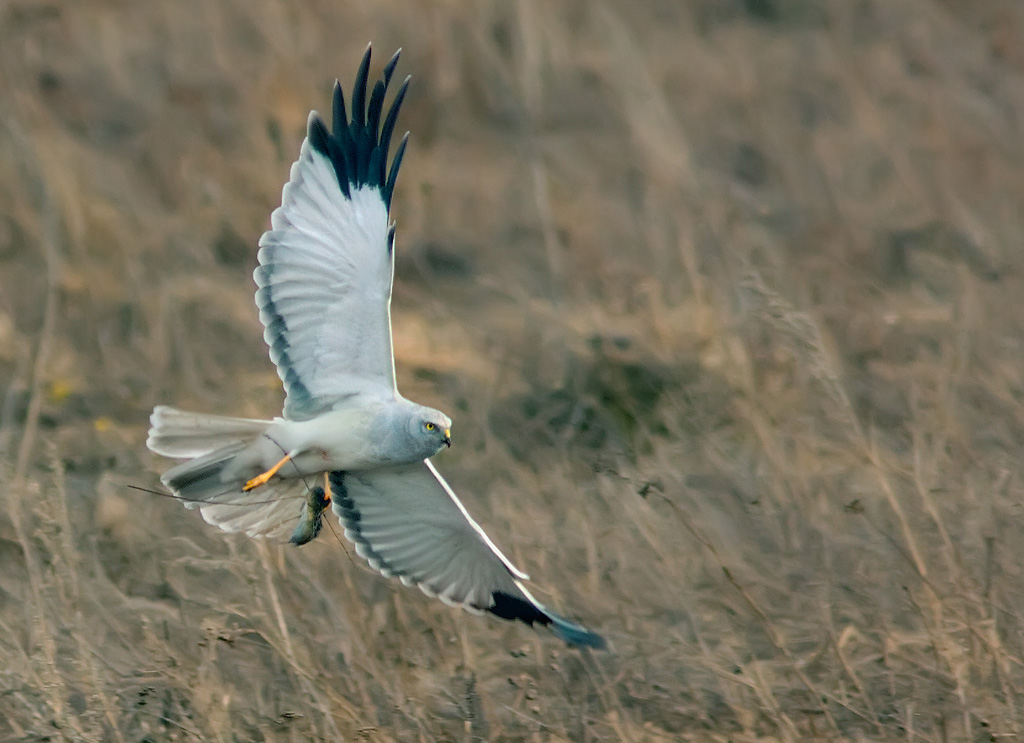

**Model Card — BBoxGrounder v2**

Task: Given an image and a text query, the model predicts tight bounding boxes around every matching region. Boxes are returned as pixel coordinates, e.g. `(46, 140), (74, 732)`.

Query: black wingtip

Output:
(351, 46), (372, 128)
(312, 46), (409, 211)
(367, 80), (387, 138)
(384, 132), (409, 209)
(489, 591), (607, 649)
(550, 615), (608, 650)
(308, 113), (330, 156)
(379, 76), (409, 171)
(331, 79), (347, 139)
(383, 48), (401, 87)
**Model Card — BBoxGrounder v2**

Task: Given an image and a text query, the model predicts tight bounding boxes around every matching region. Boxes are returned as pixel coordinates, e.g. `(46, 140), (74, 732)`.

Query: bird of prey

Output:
(146, 45), (605, 649)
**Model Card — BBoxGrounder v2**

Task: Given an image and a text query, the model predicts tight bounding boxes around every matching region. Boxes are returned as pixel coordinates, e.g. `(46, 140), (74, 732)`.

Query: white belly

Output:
(264, 408), (380, 476)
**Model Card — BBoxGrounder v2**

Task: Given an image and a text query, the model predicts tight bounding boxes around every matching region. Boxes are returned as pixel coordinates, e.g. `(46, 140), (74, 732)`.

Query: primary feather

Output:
(146, 45), (606, 649)
(255, 47), (409, 420)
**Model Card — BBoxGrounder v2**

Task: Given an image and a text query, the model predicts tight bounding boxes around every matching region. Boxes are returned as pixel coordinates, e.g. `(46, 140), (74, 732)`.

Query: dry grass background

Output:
(2, 0), (1024, 740)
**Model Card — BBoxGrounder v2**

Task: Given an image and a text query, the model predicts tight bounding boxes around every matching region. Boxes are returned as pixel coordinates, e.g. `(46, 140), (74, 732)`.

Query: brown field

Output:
(2, 1), (1024, 740)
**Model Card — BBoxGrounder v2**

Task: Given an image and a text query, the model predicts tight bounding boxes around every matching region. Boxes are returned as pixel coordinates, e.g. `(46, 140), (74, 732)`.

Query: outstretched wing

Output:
(329, 462), (606, 648)
(255, 45), (411, 420)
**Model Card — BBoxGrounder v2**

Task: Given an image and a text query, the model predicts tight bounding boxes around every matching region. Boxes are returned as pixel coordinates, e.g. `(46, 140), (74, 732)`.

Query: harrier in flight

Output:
(147, 45), (604, 648)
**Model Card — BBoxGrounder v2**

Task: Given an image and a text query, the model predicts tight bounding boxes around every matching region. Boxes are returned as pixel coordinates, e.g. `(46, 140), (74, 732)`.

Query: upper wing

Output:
(329, 462), (606, 648)
(255, 45), (411, 420)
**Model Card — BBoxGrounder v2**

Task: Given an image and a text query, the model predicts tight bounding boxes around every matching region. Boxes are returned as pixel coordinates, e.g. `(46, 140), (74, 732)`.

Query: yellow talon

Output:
(243, 453), (293, 491)
(323, 473), (332, 502)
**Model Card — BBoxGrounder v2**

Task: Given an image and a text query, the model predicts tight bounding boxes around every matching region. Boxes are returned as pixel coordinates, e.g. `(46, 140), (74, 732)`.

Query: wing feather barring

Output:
(147, 45), (605, 649)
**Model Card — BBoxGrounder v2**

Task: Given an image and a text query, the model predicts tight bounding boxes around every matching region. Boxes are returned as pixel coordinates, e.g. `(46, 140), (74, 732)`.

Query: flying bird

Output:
(146, 45), (605, 649)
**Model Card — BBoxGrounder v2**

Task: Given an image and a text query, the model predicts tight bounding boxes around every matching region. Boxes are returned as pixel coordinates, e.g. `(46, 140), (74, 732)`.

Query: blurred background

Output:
(2, 0), (1024, 740)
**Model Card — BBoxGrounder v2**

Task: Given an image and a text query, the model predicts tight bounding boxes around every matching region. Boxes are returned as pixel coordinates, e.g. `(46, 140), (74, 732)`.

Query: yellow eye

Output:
(425, 422), (435, 431)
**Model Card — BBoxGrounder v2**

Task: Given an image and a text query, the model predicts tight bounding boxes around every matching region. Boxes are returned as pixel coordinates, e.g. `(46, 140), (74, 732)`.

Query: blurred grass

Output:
(3, 0), (1024, 740)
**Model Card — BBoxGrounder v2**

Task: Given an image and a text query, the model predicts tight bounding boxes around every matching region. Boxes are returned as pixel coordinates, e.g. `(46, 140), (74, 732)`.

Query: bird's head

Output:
(407, 406), (452, 457)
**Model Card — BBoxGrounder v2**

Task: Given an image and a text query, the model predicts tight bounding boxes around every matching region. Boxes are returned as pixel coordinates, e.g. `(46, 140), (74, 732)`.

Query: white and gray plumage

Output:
(146, 45), (605, 649)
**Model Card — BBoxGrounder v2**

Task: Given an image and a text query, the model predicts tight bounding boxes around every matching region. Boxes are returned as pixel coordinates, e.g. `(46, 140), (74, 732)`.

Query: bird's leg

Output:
(243, 453), (293, 491)
(323, 472), (332, 502)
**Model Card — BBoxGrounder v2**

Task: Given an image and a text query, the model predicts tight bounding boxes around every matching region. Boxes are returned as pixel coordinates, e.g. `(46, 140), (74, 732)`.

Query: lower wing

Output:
(329, 461), (606, 648)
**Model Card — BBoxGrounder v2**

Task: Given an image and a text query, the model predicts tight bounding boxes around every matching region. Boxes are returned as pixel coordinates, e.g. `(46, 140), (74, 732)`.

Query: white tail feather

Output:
(146, 405), (271, 458)
(147, 405), (308, 541)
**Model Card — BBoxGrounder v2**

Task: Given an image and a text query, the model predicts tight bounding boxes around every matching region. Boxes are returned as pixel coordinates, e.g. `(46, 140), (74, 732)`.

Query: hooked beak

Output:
(443, 429), (451, 448)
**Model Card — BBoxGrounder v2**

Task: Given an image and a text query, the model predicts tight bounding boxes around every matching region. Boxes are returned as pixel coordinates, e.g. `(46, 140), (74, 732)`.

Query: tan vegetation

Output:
(2, 0), (1024, 740)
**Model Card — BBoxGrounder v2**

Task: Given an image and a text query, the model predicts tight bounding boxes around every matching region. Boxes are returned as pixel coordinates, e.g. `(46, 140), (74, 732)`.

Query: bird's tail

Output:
(146, 405), (307, 540)
(146, 405), (271, 461)
(147, 403), (281, 505)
